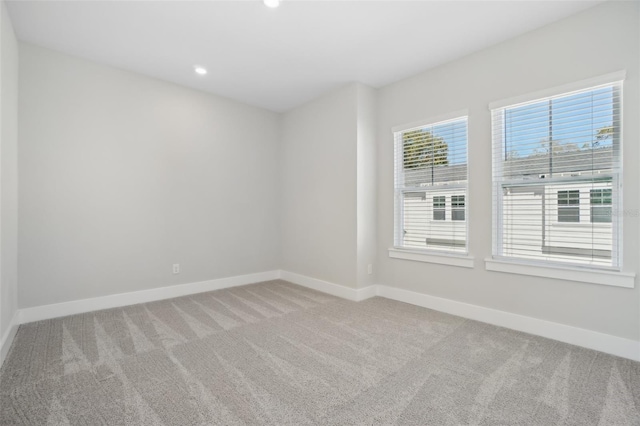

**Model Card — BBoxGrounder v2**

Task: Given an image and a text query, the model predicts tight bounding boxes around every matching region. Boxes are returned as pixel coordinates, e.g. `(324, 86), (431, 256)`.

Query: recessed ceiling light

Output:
(194, 66), (207, 75)
(263, 0), (280, 8)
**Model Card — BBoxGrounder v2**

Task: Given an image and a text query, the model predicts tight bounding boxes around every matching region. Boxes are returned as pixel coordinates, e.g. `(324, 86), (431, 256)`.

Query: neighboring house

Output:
(402, 147), (613, 265)
(402, 163), (468, 252)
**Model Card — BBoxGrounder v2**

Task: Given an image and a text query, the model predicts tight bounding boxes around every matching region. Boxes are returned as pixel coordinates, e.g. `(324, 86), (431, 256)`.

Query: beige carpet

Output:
(1, 280), (639, 425)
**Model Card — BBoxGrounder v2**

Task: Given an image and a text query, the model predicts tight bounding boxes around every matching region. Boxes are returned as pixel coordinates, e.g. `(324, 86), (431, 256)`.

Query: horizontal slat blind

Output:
(491, 82), (622, 268)
(394, 117), (468, 253)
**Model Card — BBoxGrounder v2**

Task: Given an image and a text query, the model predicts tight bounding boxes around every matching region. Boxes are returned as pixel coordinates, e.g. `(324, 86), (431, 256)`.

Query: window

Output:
(433, 196), (446, 220)
(394, 115), (468, 253)
(557, 190), (579, 223)
(452, 195), (466, 221)
(491, 80), (622, 268)
(590, 189), (612, 223)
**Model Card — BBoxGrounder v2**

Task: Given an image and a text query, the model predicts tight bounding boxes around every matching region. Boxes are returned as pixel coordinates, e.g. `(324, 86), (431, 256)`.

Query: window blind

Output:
(491, 82), (622, 268)
(394, 116), (468, 253)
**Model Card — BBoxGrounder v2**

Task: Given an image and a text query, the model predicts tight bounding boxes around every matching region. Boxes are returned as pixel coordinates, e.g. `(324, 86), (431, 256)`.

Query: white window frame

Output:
(390, 110), (472, 267)
(487, 72), (634, 287)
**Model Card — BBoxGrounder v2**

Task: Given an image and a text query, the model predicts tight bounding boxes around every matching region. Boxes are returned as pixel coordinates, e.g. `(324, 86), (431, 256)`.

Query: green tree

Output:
(580, 126), (614, 149)
(595, 126), (613, 145)
(402, 129), (448, 169)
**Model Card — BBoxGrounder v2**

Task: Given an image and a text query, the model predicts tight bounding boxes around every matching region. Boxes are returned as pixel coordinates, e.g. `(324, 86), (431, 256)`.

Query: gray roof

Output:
(404, 147), (613, 187)
(503, 146), (613, 179)
(404, 164), (467, 187)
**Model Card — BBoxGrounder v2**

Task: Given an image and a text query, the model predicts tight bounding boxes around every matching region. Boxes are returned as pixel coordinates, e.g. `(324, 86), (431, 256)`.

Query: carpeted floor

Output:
(1, 280), (639, 425)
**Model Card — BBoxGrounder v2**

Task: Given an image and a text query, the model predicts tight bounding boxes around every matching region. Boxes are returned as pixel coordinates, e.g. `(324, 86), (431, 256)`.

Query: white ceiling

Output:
(7, 0), (603, 112)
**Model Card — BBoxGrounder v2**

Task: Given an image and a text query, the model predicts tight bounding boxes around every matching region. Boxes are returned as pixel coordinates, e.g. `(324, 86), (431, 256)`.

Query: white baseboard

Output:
(1, 310), (19, 367)
(18, 270), (280, 325)
(376, 285), (640, 362)
(279, 270), (377, 302)
(277, 271), (639, 362)
(9, 267), (639, 363)
(355, 284), (378, 301)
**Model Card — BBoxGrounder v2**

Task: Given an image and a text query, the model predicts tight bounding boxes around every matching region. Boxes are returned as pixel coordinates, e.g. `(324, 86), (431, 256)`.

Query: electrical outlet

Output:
(172, 264), (180, 274)
(367, 264), (373, 275)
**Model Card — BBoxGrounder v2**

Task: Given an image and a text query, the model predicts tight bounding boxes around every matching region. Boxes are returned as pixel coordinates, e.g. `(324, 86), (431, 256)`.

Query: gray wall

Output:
(279, 82), (377, 290)
(18, 44), (281, 308)
(376, 1), (640, 340)
(280, 84), (359, 288)
(0, 0), (19, 346)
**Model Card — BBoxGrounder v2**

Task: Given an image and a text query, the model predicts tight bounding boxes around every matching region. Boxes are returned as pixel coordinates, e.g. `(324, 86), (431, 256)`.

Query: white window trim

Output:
(392, 110), (470, 256)
(490, 73), (624, 273)
(485, 257), (634, 288)
(389, 248), (475, 268)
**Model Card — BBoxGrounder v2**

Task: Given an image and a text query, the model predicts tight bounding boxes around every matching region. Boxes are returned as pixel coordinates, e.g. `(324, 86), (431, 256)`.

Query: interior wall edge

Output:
(280, 269), (377, 302)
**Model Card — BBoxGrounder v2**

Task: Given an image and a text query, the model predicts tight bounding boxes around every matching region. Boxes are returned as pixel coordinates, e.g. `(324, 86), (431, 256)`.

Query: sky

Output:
(405, 84), (615, 168)
(503, 85), (615, 159)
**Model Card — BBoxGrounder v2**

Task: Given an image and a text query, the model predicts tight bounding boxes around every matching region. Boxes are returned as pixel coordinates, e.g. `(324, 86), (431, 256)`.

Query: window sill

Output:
(485, 258), (635, 288)
(389, 248), (475, 268)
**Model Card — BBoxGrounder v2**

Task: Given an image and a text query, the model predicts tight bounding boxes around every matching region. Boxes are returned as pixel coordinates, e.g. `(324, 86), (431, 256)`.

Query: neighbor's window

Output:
(394, 116), (468, 253)
(452, 195), (466, 221)
(590, 189), (612, 223)
(557, 190), (580, 223)
(433, 196), (446, 220)
(491, 81), (622, 268)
